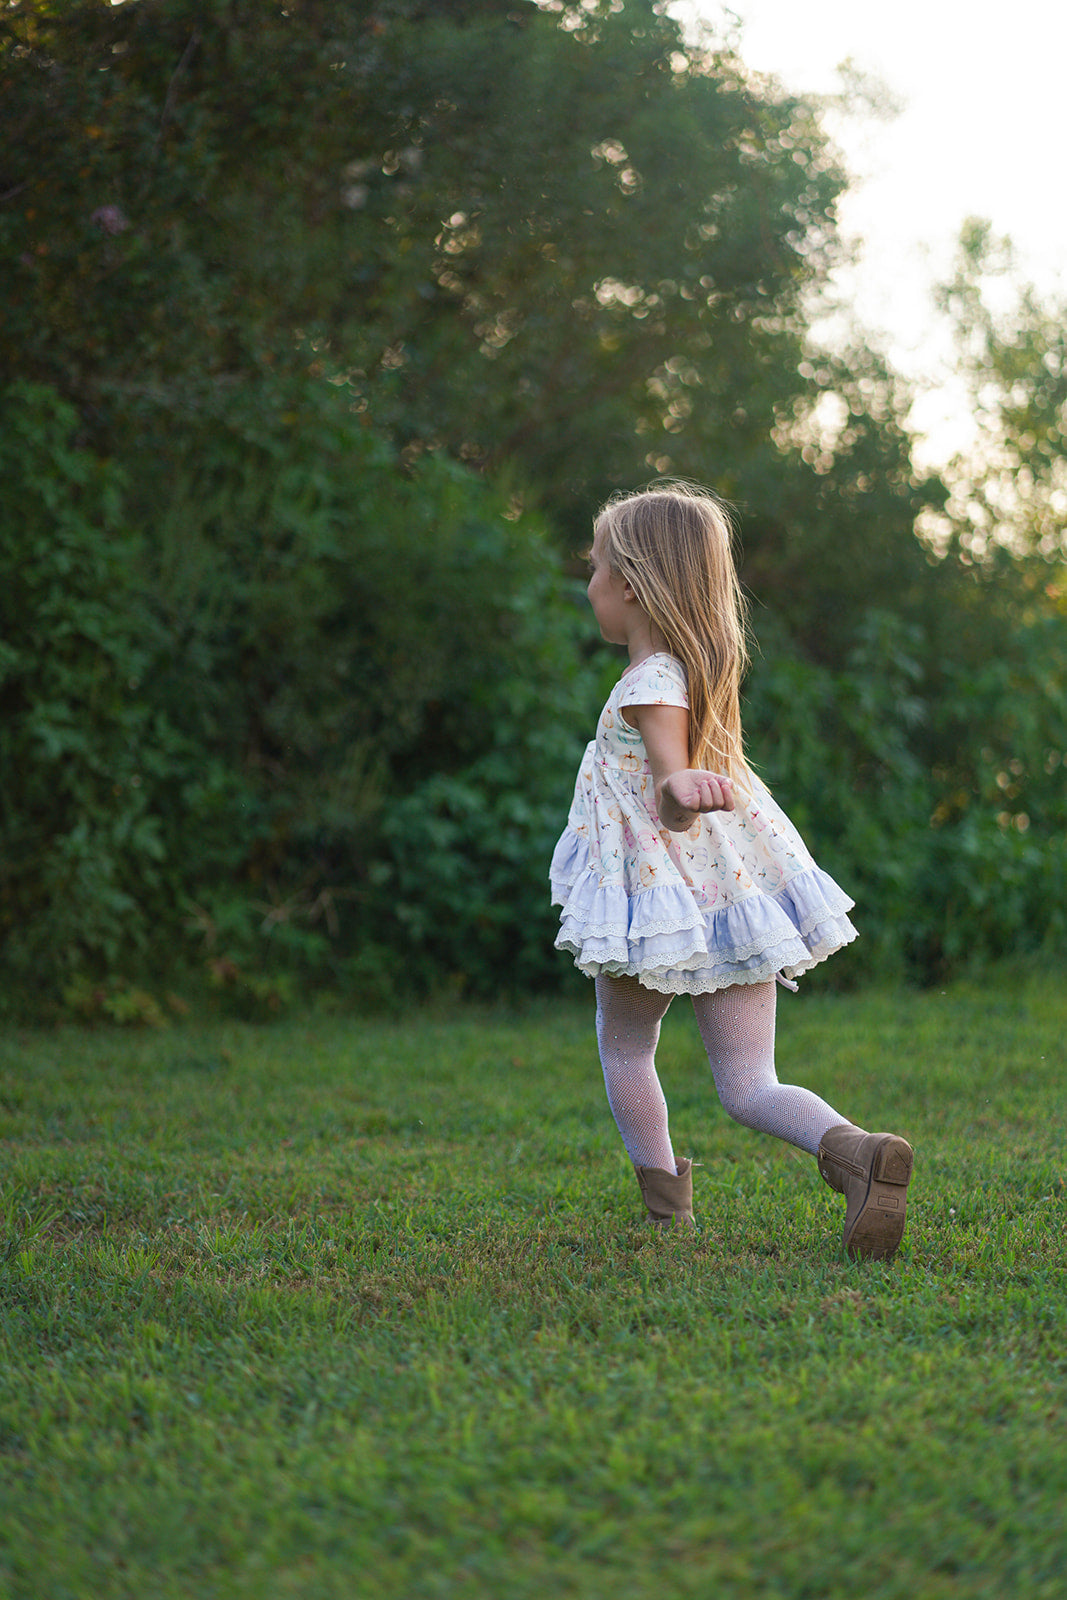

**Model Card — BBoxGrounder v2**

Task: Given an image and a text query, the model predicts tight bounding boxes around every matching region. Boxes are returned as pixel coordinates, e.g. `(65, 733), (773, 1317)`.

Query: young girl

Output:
(550, 484), (913, 1260)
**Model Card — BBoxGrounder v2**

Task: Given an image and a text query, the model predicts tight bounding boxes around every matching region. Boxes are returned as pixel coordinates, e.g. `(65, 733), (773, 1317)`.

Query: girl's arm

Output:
(625, 702), (734, 832)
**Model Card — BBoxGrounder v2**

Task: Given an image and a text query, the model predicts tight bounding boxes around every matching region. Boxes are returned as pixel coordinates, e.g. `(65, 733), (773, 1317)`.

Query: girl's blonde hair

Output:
(595, 482), (752, 784)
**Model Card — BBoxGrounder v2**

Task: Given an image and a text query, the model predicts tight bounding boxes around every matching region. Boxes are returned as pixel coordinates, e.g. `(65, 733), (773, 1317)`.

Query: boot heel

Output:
(873, 1137), (913, 1186)
(818, 1125), (915, 1261)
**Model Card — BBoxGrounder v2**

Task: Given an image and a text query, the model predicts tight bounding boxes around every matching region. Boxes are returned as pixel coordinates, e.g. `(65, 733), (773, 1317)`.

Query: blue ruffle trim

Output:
(550, 831), (858, 995)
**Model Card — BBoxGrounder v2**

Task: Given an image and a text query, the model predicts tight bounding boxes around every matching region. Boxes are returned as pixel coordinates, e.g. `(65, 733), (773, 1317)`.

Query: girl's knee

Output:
(717, 1084), (754, 1125)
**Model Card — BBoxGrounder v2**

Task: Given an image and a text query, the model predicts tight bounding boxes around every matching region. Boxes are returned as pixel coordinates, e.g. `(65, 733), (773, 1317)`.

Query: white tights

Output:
(594, 973), (844, 1172)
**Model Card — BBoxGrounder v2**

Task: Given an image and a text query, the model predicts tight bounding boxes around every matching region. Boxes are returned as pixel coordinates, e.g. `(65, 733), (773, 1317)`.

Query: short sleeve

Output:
(617, 655), (689, 711)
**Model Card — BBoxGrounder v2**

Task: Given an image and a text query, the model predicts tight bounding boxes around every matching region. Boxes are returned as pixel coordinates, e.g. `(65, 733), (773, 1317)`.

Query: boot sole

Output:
(843, 1135), (914, 1261)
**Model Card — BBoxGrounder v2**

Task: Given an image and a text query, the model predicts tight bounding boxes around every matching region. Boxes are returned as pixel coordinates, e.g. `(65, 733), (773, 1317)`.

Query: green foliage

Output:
(934, 220), (1067, 565)
(923, 615), (1067, 968)
(125, 378), (595, 1002)
(0, 383), (175, 991)
(1, 0), (936, 654)
(2, 6), (1066, 1008)
(370, 583), (613, 997)
(744, 609), (930, 976)
(0, 373), (600, 1008)
(745, 607), (1067, 980)
(61, 975), (170, 1028)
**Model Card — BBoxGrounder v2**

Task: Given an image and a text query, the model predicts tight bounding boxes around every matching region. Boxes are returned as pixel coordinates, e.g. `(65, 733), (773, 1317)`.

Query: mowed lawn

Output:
(1, 973), (1064, 1599)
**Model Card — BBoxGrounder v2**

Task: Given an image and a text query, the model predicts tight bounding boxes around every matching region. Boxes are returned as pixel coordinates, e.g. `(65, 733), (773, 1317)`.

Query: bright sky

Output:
(670, 0), (1067, 462)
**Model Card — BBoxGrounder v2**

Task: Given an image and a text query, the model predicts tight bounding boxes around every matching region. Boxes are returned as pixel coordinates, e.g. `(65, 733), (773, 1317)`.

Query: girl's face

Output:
(587, 525), (634, 646)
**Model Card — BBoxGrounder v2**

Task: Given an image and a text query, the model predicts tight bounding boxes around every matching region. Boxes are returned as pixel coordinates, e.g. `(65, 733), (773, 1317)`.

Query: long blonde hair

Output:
(595, 483), (753, 784)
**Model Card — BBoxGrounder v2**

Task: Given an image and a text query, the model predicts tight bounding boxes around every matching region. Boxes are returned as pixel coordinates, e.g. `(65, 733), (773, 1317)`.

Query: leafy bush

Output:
(368, 573), (612, 998)
(4, 377), (1065, 1015)
(0, 383), (179, 999)
(118, 377), (594, 998)
(0, 375), (604, 1011)
(744, 607), (1067, 982)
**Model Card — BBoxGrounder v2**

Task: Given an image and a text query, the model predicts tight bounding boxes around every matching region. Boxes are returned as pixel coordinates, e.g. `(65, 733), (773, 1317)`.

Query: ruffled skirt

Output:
(550, 829), (857, 995)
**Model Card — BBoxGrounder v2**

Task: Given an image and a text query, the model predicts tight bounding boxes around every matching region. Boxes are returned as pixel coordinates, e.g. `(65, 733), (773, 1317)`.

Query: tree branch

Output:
(155, 29), (201, 152)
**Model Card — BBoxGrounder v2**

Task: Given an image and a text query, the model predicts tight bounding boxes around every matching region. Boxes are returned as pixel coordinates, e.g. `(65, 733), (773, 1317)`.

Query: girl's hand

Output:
(625, 703), (735, 831)
(659, 768), (735, 829)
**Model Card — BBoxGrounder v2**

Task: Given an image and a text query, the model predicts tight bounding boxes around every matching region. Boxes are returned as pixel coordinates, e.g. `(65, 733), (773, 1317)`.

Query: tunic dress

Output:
(549, 654), (858, 995)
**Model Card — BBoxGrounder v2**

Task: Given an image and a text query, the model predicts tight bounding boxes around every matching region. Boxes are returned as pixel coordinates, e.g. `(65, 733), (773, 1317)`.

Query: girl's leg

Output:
(692, 981), (843, 1155)
(595, 973), (677, 1172)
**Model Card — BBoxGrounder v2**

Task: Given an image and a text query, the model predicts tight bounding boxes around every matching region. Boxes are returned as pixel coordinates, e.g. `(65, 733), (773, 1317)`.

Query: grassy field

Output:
(1, 973), (1065, 1599)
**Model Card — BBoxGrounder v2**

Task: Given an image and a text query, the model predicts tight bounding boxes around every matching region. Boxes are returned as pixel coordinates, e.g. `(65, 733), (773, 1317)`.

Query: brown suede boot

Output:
(634, 1158), (695, 1228)
(817, 1124), (914, 1261)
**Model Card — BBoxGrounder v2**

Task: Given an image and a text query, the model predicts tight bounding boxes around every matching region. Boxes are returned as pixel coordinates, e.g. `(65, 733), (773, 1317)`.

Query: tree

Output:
(933, 219), (1067, 571)
(3, 0), (943, 659)
(8, 0), (1033, 1004)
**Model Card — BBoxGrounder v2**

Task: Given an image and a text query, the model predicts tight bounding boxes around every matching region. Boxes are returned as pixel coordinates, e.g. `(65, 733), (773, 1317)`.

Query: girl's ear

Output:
(622, 580), (639, 603)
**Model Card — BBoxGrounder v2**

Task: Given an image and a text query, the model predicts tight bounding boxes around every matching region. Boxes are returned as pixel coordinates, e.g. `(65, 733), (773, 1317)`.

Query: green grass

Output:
(1, 974), (1065, 1598)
